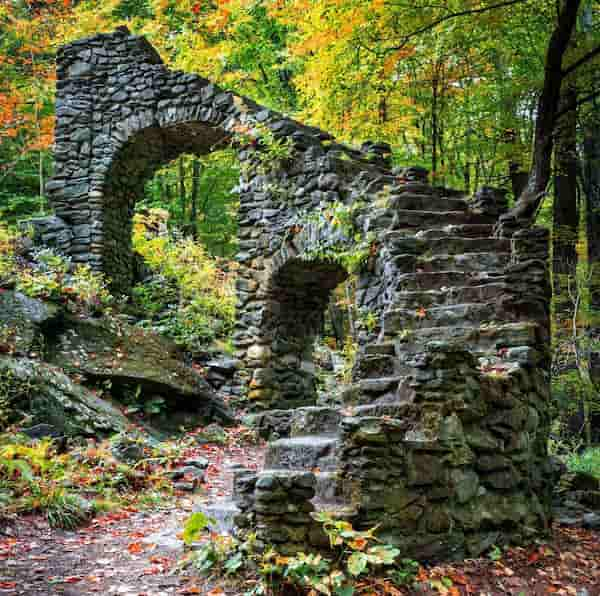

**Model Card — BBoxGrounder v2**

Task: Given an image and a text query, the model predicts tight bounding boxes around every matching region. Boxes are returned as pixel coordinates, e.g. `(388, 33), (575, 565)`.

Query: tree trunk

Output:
(431, 72), (439, 179)
(584, 111), (600, 388)
(585, 136), (600, 269)
(497, 0), (582, 233)
(191, 158), (201, 239)
(553, 84), (579, 328)
(178, 157), (186, 224)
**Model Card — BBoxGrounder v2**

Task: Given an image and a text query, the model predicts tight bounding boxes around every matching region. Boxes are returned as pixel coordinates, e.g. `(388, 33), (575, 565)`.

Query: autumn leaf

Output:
(349, 536), (368, 551)
(127, 541), (144, 554)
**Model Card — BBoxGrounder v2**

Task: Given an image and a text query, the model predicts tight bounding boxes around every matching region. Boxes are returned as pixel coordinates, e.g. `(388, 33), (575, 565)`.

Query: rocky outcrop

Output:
(0, 291), (61, 355)
(0, 356), (128, 436)
(46, 314), (234, 424)
(0, 290), (235, 435)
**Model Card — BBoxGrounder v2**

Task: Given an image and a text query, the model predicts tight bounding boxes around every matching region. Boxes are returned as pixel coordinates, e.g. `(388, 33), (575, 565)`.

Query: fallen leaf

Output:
(127, 541), (144, 554)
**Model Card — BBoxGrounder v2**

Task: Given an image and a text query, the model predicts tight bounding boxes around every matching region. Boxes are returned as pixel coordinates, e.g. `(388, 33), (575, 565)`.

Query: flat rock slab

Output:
(46, 315), (235, 424)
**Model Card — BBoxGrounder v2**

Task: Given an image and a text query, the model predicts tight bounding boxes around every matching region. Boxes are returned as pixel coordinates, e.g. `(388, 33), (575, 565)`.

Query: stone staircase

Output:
(232, 174), (550, 558)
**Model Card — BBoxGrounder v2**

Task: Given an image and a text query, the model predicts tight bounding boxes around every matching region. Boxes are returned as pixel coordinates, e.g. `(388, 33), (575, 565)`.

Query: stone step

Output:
(392, 252), (510, 274)
(383, 233), (511, 256)
(196, 498), (240, 535)
(393, 209), (494, 229)
(342, 376), (405, 405)
(342, 403), (408, 418)
(314, 471), (345, 504)
(416, 224), (495, 239)
(264, 436), (339, 471)
(389, 194), (469, 212)
(382, 303), (512, 334)
(391, 283), (509, 309)
(394, 270), (506, 292)
(390, 182), (436, 195)
(290, 407), (341, 437)
(393, 322), (540, 357)
(364, 341), (396, 356)
(249, 406), (342, 440)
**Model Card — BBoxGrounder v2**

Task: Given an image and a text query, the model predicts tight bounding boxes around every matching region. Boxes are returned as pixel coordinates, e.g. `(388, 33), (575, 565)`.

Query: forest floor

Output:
(1, 436), (599, 596)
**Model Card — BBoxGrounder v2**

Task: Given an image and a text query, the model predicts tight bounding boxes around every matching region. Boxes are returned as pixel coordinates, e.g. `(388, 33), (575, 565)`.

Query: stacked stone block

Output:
(233, 469), (325, 555)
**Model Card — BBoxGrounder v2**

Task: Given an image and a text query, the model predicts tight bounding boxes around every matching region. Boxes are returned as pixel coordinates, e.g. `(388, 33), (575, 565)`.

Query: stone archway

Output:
(252, 257), (348, 409)
(43, 28), (556, 559)
(102, 122), (231, 289)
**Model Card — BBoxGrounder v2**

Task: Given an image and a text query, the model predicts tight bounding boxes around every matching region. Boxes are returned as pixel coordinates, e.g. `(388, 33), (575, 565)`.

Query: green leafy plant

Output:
(234, 122), (295, 178)
(131, 210), (236, 351)
(255, 513), (407, 595)
(182, 511), (215, 545)
(566, 447), (600, 479)
(40, 489), (93, 530)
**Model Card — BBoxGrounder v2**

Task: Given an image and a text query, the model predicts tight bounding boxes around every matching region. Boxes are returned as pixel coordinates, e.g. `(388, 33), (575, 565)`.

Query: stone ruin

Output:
(40, 27), (553, 560)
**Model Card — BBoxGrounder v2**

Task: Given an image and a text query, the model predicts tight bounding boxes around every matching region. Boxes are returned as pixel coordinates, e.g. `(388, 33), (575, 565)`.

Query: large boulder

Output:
(0, 291), (61, 355)
(46, 315), (235, 425)
(0, 356), (128, 436)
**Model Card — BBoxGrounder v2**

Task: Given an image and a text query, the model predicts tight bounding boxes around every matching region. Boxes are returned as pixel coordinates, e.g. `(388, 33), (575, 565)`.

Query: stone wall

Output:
(48, 29), (554, 559)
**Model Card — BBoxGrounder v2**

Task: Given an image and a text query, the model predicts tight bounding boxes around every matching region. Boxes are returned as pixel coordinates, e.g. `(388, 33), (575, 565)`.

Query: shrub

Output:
(16, 248), (113, 314)
(0, 224), (17, 284)
(179, 510), (420, 596)
(0, 223), (114, 314)
(567, 447), (600, 479)
(131, 210), (236, 350)
(0, 432), (175, 526)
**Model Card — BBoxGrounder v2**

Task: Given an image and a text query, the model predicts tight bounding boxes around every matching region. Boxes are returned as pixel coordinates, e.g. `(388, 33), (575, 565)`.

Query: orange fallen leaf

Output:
(127, 541), (144, 554)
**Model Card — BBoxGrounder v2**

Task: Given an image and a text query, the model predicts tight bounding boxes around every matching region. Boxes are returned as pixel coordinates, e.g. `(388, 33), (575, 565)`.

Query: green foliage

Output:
(131, 210), (236, 351)
(0, 224), (17, 283)
(41, 489), (92, 530)
(255, 513), (409, 595)
(236, 122), (295, 180)
(0, 226), (114, 315)
(340, 338), (358, 384)
(566, 448), (600, 479)
(182, 511), (215, 545)
(141, 150), (240, 257)
(181, 510), (418, 595)
(0, 432), (189, 525)
(302, 202), (374, 274)
(0, 438), (92, 528)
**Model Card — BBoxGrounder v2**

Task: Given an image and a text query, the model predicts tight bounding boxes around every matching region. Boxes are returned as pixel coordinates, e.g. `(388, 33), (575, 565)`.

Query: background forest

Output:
(2, 0), (600, 444)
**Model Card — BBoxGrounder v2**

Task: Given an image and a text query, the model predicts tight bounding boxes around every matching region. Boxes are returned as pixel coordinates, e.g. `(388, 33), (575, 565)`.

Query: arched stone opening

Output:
(248, 258), (348, 409)
(103, 122), (232, 291)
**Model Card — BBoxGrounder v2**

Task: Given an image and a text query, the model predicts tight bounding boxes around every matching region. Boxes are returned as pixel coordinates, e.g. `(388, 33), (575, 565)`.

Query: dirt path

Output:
(0, 440), (264, 596)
